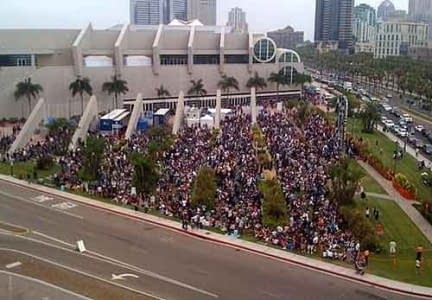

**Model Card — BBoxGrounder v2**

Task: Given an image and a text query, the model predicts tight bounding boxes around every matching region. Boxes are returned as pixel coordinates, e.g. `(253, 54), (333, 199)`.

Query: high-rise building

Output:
(267, 26), (304, 49)
(409, 0), (432, 38)
(130, 0), (187, 25)
(353, 4), (376, 53)
(314, 0), (354, 52)
(377, 0), (396, 21)
(187, 0), (217, 25)
(226, 7), (248, 33)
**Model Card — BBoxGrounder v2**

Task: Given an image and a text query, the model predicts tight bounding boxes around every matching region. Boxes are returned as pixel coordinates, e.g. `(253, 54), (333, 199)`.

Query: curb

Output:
(1, 177), (432, 299)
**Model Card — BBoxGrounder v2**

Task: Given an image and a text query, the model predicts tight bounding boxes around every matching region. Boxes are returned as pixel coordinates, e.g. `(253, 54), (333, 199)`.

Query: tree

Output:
(69, 76), (93, 114)
(268, 72), (288, 101)
(131, 152), (159, 196)
(359, 102), (380, 133)
(329, 158), (362, 206)
(79, 136), (105, 182)
(191, 167), (217, 209)
(146, 126), (174, 159)
(218, 75), (239, 95)
(156, 85), (171, 98)
(294, 73), (312, 90)
(102, 75), (129, 109)
(14, 78), (43, 115)
(188, 79), (207, 96)
(259, 179), (287, 228)
(246, 72), (267, 91)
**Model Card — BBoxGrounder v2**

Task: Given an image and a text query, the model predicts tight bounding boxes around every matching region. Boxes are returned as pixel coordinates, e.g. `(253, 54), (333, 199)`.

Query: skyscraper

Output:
(130, 0), (187, 25)
(226, 7), (248, 33)
(187, 0), (217, 25)
(377, 0), (395, 21)
(267, 26), (304, 49)
(409, 0), (432, 38)
(353, 4), (376, 53)
(314, 0), (354, 51)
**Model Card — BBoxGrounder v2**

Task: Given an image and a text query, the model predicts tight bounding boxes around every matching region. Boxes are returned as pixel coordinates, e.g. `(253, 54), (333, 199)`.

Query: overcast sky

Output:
(0, 0), (408, 40)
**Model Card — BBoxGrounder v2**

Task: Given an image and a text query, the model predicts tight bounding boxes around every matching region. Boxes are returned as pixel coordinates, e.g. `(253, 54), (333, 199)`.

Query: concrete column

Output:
(125, 94), (143, 140)
(251, 87), (257, 125)
(31, 54), (36, 67)
(172, 91), (185, 135)
(215, 89), (221, 130)
(9, 98), (46, 155)
(69, 96), (98, 150)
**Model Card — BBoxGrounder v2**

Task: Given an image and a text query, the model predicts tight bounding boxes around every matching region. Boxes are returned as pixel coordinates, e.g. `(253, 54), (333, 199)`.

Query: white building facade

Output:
(0, 24), (303, 118)
(374, 21), (429, 58)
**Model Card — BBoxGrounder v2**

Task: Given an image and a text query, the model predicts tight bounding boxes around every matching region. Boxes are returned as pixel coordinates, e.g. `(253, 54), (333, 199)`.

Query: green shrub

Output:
(36, 155), (54, 170)
(259, 180), (287, 229)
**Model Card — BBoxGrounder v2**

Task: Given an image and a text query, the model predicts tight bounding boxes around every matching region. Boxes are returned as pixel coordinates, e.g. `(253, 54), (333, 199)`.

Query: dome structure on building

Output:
(377, 0), (396, 20)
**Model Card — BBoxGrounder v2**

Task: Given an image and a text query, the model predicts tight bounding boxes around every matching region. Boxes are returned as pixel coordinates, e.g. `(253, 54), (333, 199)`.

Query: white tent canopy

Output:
(200, 114), (214, 129)
(84, 56), (113, 67)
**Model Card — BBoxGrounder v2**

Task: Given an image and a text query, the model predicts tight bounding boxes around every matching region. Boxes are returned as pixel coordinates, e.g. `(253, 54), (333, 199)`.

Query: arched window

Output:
(253, 38), (277, 63)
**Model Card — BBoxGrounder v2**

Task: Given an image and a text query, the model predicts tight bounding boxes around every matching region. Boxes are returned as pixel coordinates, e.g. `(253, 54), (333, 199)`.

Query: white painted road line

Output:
(23, 231), (219, 298)
(0, 190), (83, 220)
(33, 195), (54, 203)
(5, 261), (22, 269)
(112, 273), (139, 280)
(51, 202), (77, 210)
(0, 247), (167, 300)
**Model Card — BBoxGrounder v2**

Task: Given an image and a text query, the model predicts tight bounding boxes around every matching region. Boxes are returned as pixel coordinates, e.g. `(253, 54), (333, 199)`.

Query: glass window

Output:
(160, 55), (188, 65)
(253, 38), (276, 63)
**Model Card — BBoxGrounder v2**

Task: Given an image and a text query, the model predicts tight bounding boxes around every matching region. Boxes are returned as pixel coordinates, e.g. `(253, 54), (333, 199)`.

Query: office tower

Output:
(377, 0), (395, 21)
(314, 0), (354, 51)
(267, 26), (304, 49)
(187, 0), (217, 25)
(409, 0), (432, 38)
(352, 4), (376, 50)
(130, 0), (187, 25)
(226, 7), (248, 33)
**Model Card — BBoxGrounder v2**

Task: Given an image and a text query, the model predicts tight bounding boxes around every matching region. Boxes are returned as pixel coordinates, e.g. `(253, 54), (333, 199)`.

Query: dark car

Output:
(408, 136), (418, 145)
(428, 134), (432, 144)
(424, 144), (432, 155)
(415, 139), (425, 149)
(422, 130), (431, 137)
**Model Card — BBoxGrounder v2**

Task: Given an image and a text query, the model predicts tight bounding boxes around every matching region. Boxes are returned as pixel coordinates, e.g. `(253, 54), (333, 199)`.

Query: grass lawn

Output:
(350, 160), (387, 195)
(357, 197), (432, 287)
(0, 161), (59, 179)
(348, 118), (432, 203)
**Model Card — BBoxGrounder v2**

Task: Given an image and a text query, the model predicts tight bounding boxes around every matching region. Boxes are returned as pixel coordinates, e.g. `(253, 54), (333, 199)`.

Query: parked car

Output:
(424, 144), (432, 155)
(408, 136), (418, 145)
(415, 124), (425, 133)
(415, 139), (425, 149)
(399, 120), (408, 129)
(382, 104), (392, 112)
(381, 116), (388, 123)
(392, 109), (402, 118)
(386, 94), (393, 99)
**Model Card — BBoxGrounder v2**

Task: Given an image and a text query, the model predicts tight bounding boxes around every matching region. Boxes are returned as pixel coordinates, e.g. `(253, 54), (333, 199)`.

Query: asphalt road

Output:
(0, 180), (424, 300)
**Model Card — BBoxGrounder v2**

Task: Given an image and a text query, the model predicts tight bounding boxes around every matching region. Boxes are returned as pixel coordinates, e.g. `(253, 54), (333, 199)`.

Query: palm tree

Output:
(268, 72), (288, 102)
(69, 76), (93, 114)
(246, 72), (267, 91)
(188, 79), (207, 96)
(217, 75), (239, 95)
(14, 78), (43, 115)
(102, 75), (129, 109)
(156, 85), (171, 98)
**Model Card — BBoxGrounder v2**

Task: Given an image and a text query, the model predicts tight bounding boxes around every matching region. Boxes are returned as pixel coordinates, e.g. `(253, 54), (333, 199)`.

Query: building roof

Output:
(169, 19), (203, 26)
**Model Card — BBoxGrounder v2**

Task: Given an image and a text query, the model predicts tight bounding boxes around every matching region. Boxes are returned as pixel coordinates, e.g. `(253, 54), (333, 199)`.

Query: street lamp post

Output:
(10, 159), (14, 177)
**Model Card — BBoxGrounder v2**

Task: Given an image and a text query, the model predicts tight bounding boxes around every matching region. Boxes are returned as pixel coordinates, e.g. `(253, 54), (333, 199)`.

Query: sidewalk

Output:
(1, 174), (432, 298)
(358, 160), (432, 246)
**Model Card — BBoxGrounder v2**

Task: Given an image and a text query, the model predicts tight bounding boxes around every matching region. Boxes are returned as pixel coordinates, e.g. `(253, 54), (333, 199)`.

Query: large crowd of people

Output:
(1, 101), (360, 262)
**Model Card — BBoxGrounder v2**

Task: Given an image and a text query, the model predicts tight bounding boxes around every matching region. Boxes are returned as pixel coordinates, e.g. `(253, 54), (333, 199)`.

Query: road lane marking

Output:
(0, 190), (83, 220)
(5, 261), (22, 269)
(0, 270), (91, 300)
(33, 195), (54, 203)
(51, 202), (77, 210)
(112, 273), (139, 280)
(0, 248), (166, 300)
(20, 231), (219, 298)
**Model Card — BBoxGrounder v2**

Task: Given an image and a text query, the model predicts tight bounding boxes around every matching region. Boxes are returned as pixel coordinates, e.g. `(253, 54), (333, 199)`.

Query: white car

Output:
(401, 113), (413, 123)
(382, 104), (392, 112)
(381, 116), (388, 123)
(415, 124), (425, 132)
(398, 128), (408, 137)
(386, 94), (393, 99)
(384, 120), (395, 129)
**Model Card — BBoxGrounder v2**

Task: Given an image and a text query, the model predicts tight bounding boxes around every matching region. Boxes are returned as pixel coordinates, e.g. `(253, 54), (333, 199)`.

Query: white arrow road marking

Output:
(51, 202), (77, 210)
(112, 273), (140, 280)
(33, 195), (54, 203)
